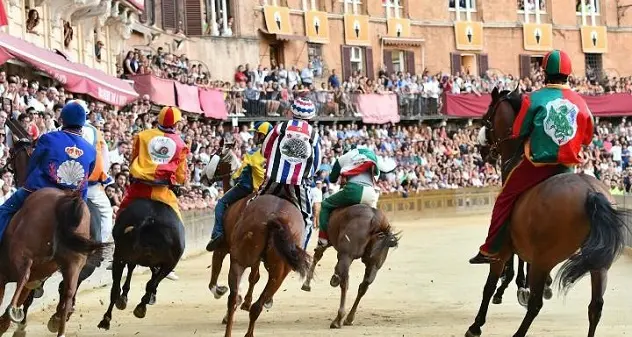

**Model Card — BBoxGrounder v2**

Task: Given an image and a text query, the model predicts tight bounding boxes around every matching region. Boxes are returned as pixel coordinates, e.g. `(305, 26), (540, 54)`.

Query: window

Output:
(449, 0), (476, 11)
(390, 50), (405, 73)
(350, 47), (364, 73)
(384, 0), (403, 18)
(517, 0), (546, 12)
(341, 0), (362, 14)
(140, 0), (155, 25)
(585, 53), (603, 82)
(205, 0), (234, 36)
(576, 0), (600, 15)
(308, 43), (324, 77)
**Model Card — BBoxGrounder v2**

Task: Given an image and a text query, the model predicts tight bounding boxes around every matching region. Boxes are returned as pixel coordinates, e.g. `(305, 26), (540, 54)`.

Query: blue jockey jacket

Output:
(25, 129), (97, 200)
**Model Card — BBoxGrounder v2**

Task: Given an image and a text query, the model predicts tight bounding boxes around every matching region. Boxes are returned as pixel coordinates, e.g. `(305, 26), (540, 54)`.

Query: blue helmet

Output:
(60, 101), (87, 128)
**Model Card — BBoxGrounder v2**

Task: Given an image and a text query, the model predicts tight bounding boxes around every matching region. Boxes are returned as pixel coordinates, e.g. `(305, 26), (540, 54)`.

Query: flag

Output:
(0, 0), (8, 27)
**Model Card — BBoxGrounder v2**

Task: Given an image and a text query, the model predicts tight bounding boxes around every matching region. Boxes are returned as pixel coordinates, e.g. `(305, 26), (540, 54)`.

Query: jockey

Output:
(117, 106), (189, 221)
(470, 49), (594, 264)
(317, 146), (396, 247)
(205, 121), (273, 251)
(259, 97), (321, 249)
(0, 102), (96, 238)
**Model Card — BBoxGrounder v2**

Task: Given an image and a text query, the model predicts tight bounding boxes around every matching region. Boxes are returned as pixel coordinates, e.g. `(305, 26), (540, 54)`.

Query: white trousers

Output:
(87, 184), (114, 243)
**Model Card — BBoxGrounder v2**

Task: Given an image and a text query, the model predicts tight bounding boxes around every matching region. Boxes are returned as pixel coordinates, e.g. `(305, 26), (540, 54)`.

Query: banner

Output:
(304, 10), (329, 43)
(130, 74), (176, 107)
(199, 88), (228, 119)
(454, 21), (483, 51)
(359, 94), (400, 124)
(523, 23), (552, 52)
(442, 93), (632, 118)
(387, 18), (411, 38)
(344, 14), (370, 46)
(263, 5), (292, 35)
(175, 82), (203, 114)
(581, 25), (607, 54)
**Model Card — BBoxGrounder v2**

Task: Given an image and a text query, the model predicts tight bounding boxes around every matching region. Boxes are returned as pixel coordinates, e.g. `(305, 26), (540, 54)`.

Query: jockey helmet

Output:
(66, 99), (90, 115)
(158, 106), (183, 128)
(60, 101), (88, 128)
(543, 49), (572, 77)
(251, 121), (273, 136)
(291, 97), (316, 120)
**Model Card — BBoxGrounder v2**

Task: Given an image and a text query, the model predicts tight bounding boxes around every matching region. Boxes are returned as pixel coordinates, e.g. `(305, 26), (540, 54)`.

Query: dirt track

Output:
(19, 215), (632, 336)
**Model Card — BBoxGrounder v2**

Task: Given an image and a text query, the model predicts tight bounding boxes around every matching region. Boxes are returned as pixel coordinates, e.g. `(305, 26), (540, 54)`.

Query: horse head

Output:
(8, 138), (33, 188)
(200, 140), (240, 188)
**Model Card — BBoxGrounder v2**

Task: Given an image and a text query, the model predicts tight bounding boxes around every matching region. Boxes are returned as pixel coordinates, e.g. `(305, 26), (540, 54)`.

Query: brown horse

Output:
(301, 204), (399, 328)
(0, 188), (105, 337)
(466, 87), (629, 337)
(223, 194), (311, 337)
(5, 139), (32, 187)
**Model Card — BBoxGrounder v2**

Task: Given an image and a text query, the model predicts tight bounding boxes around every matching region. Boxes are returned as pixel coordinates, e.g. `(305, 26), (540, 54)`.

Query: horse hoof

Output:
(133, 305), (147, 319)
(47, 315), (60, 333)
(517, 288), (530, 309)
(97, 318), (111, 330)
(543, 287), (553, 300)
(264, 299), (273, 309)
(343, 318), (354, 326)
(240, 302), (251, 312)
(210, 285), (228, 299)
(148, 293), (156, 305)
(330, 274), (341, 288)
(8, 307), (24, 324)
(330, 321), (342, 329)
(115, 296), (128, 310)
(465, 329), (481, 337)
(222, 315), (228, 325)
(32, 287), (44, 299)
(492, 295), (502, 305)
(301, 284), (311, 292)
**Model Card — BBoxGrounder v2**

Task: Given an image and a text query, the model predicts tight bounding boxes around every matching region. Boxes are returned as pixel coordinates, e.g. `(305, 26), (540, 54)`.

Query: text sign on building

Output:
(344, 14), (370, 46)
(263, 6), (292, 35)
(304, 11), (329, 43)
(523, 23), (553, 52)
(454, 21), (483, 51)
(581, 25), (607, 54)
(387, 18), (411, 38)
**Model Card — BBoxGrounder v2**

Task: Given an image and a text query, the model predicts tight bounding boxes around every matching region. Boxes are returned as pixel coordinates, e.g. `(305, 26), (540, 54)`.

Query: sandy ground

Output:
(15, 215), (632, 337)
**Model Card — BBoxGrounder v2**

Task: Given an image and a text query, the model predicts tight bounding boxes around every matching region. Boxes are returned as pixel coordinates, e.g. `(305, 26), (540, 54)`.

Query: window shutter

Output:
(450, 52), (461, 76)
(519, 54), (531, 79)
(185, 0), (203, 36)
(161, 0), (176, 30)
(406, 51), (415, 75)
(365, 47), (374, 79)
(383, 50), (393, 74)
(341, 46), (352, 82)
(477, 53), (488, 77)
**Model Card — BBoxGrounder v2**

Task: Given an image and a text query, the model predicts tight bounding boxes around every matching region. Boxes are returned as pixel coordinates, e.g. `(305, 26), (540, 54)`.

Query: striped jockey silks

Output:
(262, 119), (321, 185)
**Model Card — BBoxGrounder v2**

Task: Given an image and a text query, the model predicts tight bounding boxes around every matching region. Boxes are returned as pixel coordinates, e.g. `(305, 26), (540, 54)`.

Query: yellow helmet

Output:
(158, 106), (183, 127)
(250, 121), (273, 136)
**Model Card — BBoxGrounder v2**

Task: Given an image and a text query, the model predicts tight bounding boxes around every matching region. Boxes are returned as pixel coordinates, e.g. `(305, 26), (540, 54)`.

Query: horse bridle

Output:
(2, 140), (32, 173)
(483, 94), (524, 177)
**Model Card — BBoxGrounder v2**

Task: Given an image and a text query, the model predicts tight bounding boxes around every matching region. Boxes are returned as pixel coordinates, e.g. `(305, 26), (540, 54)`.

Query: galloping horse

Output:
(301, 204), (399, 328)
(466, 87), (629, 337)
(97, 197), (185, 330)
(0, 188), (105, 337)
(223, 194), (311, 337)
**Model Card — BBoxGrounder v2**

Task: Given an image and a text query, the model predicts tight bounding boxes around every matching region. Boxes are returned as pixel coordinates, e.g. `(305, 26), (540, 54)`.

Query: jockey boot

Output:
(206, 234), (225, 252)
(317, 230), (329, 247)
(469, 252), (494, 264)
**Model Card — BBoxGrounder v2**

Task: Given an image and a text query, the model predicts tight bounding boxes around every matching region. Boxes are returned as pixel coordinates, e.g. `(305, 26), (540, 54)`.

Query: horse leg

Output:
(301, 245), (327, 292)
(512, 266), (548, 337)
(241, 261), (261, 311)
(117, 263), (136, 310)
(7, 259), (32, 323)
(343, 261), (378, 326)
(244, 263), (290, 337)
(587, 269), (607, 337)
(133, 264), (170, 319)
(11, 288), (34, 337)
(0, 278), (10, 334)
(543, 273), (553, 300)
(516, 259), (529, 308)
(493, 256), (514, 305)
(465, 260), (505, 337)
(209, 250), (229, 299)
(97, 259), (125, 330)
(330, 253), (352, 329)
(224, 260), (245, 337)
(52, 263), (80, 337)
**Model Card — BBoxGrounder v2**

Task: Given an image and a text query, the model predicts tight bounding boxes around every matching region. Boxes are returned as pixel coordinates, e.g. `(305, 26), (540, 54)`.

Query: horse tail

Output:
(369, 208), (401, 259)
(556, 191), (629, 294)
(266, 214), (311, 279)
(54, 191), (108, 256)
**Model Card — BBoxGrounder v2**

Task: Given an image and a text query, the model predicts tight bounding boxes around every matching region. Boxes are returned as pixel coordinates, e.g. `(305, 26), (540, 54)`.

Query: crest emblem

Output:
(543, 98), (579, 146)
(65, 146), (84, 159)
(148, 136), (177, 164)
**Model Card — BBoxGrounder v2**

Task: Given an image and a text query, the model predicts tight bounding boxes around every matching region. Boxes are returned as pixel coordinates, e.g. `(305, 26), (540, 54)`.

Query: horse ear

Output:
(491, 87), (499, 100)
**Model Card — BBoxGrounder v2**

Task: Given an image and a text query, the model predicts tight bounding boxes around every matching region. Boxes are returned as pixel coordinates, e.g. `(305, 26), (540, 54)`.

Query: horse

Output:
(491, 254), (553, 307)
(300, 204), (399, 328)
(97, 197), (185, 330)
(465, 87), (629, 337)
(223, 194), (311, 337)
(0, 188), (105, 337)
(200, 144), (273, 322)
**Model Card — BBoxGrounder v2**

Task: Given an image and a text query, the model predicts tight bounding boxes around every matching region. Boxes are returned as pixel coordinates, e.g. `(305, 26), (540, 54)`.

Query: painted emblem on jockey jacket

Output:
(280, 131), (312, 163)
(543, 98), (579, 146)
(65, 146), (84, 159)
(56, 160), (86, 186)
(148, 136), (177, 164)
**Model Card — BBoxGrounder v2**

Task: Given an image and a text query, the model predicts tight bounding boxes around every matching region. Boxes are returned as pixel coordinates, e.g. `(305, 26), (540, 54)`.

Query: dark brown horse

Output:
(0, 188), (105, 337)
(301, 204), (399, 328)
(466, 87), (629, 337)
(223, 194), (311, 337)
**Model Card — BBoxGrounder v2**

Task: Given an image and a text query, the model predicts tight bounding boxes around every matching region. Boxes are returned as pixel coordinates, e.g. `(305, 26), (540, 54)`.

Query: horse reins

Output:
(484, 95), (525, 178)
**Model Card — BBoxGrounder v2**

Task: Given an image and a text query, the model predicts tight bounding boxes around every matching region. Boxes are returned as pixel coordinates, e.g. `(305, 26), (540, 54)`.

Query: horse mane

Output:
(496, 89), (523, 115)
